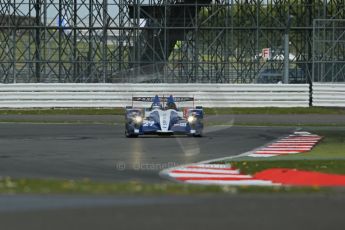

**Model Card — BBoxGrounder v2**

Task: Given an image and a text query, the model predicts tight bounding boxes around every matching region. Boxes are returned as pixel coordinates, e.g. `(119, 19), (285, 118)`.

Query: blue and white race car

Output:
(125, 95), (203, 137)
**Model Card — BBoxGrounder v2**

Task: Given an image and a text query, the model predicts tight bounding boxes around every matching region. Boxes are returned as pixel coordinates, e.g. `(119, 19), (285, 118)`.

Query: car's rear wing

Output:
(131, 96), (195, 107)
(132, 96), (194, 102)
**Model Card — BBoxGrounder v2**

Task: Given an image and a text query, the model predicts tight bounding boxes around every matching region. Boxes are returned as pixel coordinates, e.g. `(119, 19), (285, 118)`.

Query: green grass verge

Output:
(204, 107), (345, 115)
(231, 160), (345, 175)
(0, 177), (334, 195)
(0, 107), (345, 116)
(205, 122), (345, 127)
(235, 129), (345, 161)
(224, 129), (345, 175)
(300, 130), (345, 159)
(0, 120), (118, 125)
(0, 108), (124, 115)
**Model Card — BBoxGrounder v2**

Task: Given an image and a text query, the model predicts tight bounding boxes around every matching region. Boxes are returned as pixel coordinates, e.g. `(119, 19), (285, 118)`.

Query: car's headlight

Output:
(187, 116), (195, 123)
(133, 116), (143, 123)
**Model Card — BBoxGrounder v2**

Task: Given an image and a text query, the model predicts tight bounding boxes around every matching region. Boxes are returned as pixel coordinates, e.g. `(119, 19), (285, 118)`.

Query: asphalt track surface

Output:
(0, 121), (294, 182)
(1, 113), (345, 124)
(1, 113), (344, 183)
(1, 194), (345, 230)
(1, 115), (345, 229)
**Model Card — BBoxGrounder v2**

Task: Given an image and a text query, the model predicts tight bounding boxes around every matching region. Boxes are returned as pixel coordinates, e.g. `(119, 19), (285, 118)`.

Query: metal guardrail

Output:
(312, 83), (345, 107)
(0, 83), (310, 108)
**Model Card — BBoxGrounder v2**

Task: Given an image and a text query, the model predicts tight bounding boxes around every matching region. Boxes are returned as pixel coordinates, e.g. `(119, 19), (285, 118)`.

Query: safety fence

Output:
(0, 83), (311, 108)
(312, 83), (345, 107)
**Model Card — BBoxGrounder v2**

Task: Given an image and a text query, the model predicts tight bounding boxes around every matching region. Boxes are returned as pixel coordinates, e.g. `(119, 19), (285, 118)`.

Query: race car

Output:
(125, 95), (203, 137)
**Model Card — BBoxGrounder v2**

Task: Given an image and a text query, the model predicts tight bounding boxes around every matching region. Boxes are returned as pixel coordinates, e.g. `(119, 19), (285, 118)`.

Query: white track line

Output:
(247, 153), (279, 157)
(185, 180), (280, 186)
(187, 164), (233, 169)
(167, 173), (252, 179)
(259, 148), (311, 151)
(171, 168), (240, 174)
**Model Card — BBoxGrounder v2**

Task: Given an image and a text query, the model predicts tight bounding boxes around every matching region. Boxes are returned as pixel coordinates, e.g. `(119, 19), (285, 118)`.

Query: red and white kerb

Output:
(247, 131), (322, 157)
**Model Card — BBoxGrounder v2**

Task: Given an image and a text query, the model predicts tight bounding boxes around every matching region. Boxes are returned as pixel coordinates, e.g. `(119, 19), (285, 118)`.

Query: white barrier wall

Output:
(0, 83), (310, 108)
(313, 83), (345, 107)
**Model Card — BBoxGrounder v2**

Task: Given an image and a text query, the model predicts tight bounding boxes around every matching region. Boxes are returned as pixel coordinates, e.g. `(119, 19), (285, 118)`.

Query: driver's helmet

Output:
(166, 95), (177, 110)
(151, 95), (162, 110)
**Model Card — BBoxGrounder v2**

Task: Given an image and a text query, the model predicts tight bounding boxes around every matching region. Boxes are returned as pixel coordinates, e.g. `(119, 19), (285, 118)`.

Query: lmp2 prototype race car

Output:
(125, 95), (203, 137)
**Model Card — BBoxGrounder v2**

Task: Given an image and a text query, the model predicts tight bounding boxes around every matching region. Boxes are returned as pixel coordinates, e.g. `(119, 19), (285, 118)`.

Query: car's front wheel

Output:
(193, 133), (203, 137)
(125, 128), (138, 138)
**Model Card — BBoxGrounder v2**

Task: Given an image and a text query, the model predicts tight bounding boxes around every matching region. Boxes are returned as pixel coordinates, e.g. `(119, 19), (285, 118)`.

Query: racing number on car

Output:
(162, 113), (167, 127)
(143, 120), (155, 127)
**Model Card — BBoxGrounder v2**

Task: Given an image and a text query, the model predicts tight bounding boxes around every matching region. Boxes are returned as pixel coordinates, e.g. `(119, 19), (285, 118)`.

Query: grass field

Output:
(234, 129), (345, 161)
(227, 128), (345, 176)
(0, 177), (332, 195)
